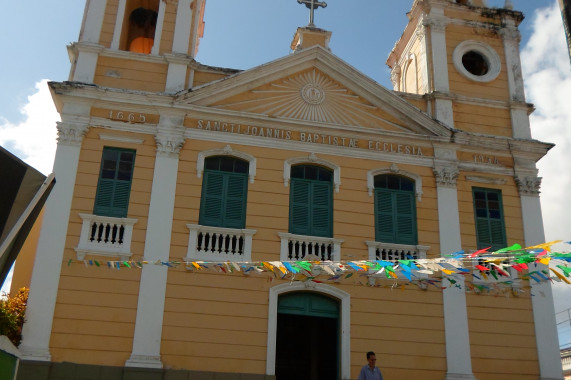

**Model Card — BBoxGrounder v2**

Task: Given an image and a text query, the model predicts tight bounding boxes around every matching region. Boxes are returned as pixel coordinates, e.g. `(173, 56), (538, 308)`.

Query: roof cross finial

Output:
(297, 0), (327, 28)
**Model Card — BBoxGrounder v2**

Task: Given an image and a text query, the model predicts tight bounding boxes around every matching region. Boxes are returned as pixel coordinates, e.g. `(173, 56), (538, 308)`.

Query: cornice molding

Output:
(465, 175), (507, 185)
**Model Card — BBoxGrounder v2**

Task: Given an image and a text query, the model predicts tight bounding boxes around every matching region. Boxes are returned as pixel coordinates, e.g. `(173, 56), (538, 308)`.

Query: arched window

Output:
(199, 156), (249, 229)
(374, 174), (417, 245)
(116, 0), (159, 54)
(289, 165), (333, 238)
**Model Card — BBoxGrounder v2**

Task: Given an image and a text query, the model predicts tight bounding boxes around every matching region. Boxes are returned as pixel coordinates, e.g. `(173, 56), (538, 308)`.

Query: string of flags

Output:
(68, 241), (571, 294)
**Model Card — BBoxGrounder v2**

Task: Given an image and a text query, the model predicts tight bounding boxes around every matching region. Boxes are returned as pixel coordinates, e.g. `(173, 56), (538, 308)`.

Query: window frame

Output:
(198, 156), (250, 229)
(93, 146), (136, 218)
(288, 164), (334, 238)
(472, 187), (507, 251)
(373, 174), (418, 245)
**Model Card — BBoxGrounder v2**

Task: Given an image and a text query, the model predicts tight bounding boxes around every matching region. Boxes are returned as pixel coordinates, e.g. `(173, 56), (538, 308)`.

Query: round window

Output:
(453, 41), (500, 82)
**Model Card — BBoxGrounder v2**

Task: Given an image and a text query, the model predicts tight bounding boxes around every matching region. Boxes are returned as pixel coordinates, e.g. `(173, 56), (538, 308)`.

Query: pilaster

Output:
(20, 118), (90, 361)
(79, 0), (107, 44)
(425, 9), (454, 127)
(126, 115), (185, 369)
(500, 21), (532, 139)
(516, 175), (564, 380)
(434, 147), (476, 380)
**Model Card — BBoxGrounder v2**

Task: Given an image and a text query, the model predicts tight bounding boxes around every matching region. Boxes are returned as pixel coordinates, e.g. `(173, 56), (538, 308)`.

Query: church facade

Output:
(12, 0), (563, 379)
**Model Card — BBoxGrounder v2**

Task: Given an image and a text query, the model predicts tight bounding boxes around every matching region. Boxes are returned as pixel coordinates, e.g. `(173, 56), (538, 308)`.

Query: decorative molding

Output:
(390, 66), (401, 91)
(433, 167), (459, 188)
(453, 41), (501, 83)
(425, 17), (448, 33)
(367, 164), (423, 201)
(284, 154), (341, 192)
(515, 176), (542, 196)
(99, 133), (145, 145)
(56, 121), (89, 146)
(155, 121), (186, 157)
(196, 145), (257, 183)
(213, 69), (401, 129)
(465, 175), (507, 185)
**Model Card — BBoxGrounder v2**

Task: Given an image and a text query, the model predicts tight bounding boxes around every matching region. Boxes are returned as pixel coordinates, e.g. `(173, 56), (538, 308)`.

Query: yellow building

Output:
(13, 0), (563, 379)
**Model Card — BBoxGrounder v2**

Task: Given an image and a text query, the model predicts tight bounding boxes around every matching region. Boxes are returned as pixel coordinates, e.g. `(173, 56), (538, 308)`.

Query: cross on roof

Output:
(297, 0), (327, 28)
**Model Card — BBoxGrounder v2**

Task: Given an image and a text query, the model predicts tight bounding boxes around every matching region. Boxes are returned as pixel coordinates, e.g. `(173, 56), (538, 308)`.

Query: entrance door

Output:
(275, 292), (339, 380)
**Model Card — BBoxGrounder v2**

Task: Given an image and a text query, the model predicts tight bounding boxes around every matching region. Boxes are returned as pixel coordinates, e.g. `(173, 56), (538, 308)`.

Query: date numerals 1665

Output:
(108, 111), (146, 123)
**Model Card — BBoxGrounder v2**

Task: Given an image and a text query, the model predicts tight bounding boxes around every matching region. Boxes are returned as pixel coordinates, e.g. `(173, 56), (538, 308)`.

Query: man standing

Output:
(358, 351), (384, 380)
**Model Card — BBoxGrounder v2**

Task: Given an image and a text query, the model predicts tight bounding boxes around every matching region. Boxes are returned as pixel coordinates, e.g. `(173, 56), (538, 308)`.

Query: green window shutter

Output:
(223, 173), (248, 228)
(289, 165), (333, 237)
(311, 181), (332, 237)
(374, 175), (417, 245)
(375, 189), (394, 242)
(199, 157), (249, 229)
(289, 180), (310, 235)
(473, 188), (507, 250)
(93, 148), (135, 218)
(199, 171), (225, 226)
(395, 192), (416, 244)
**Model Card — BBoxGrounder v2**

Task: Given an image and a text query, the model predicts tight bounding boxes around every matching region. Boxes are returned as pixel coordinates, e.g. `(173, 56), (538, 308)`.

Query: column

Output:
(426, 9), (454, 127)
(125, 115), (185, 368)
(19, 117), (90, 361)
(516, 175), (564, 380)
(500, 23), (532, 139)
(73, 0), (107, 83)
(434, 159), (477, 380)
(164, 0), (193, 93)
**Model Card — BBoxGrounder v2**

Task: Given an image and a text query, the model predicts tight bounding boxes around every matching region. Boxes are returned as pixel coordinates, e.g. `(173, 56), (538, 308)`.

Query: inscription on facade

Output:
(195, 119), (425, 156)
(108, 111), (147, 123)
(473, 154), (500, 165)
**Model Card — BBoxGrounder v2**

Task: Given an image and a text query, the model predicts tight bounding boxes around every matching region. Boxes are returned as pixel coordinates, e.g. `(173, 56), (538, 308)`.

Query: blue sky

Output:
(1, 0), (570, 343)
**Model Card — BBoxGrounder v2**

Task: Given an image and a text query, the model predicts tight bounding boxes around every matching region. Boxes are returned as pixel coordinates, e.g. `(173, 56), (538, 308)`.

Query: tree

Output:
(0, 288), (29, 346)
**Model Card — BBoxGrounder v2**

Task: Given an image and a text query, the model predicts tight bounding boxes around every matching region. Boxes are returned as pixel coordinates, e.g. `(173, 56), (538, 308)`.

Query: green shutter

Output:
(223, 173), (248, 228)
(199, 171), (225, 227)
(199, 164), (248, 229)
(289, 180), (310, 235)
(375, 189), (394, 242)
(374, 178), (417, 245)
(395, 192), (416, 244)
(93, 148), (135, 218)
(289, 179), (332, 237)
(311, 181), (332, 237)
(473, 188), (507, 250)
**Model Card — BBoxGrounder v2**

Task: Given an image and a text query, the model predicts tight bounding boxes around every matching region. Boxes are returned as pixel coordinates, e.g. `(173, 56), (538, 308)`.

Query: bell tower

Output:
(71, 0), (206, 93)
(387, 0), (530, 139)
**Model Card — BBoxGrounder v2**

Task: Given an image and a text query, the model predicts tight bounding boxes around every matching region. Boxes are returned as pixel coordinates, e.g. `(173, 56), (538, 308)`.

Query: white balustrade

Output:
(366, 241), (429, 261)
(75, 213), (138, 260)
(186, 224), (256, 262)
(278, 233), (343, 262)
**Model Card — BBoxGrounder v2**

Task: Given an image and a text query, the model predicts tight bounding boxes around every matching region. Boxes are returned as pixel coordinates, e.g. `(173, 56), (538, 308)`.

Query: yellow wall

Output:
(49, 128), (156, 365)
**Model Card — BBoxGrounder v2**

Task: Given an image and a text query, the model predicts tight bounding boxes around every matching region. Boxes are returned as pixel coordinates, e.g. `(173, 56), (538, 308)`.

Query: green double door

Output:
(275, 292), (340, 380)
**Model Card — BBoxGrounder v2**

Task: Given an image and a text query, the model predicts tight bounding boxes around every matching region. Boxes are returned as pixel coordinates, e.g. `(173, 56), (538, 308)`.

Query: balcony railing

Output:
(75, 213), (138, 260)
(278, 233), (343, 262)
(186, 224), (256, 262)
(366, 241), (429, 261)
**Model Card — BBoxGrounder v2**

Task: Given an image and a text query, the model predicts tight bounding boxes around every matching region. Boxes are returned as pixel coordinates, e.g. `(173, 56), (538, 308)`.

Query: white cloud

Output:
(0, 80), (59, 175)
(0, 80), (59, 294)
(522, 1), (571, 244)
(522, 1), (571, 315)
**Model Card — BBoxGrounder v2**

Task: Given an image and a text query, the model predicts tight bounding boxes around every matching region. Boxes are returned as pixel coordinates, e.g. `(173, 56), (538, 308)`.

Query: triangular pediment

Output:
(179, 46), (451, 138)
